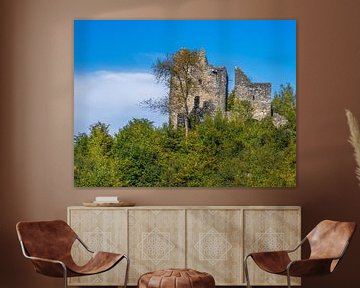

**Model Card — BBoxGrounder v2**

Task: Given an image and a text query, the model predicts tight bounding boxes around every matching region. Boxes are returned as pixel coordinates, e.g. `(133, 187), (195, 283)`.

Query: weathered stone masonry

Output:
(169, 49), (286, 128)
(169, 49), (228, 128)
(234, 67), (272, 120)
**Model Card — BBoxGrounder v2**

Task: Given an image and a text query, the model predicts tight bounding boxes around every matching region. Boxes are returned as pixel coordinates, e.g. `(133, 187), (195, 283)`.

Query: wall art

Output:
(74, 20), (296, 187)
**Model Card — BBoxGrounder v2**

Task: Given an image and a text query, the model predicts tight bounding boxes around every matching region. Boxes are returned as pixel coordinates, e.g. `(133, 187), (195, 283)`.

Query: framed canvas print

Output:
(74, 20), (296, 187)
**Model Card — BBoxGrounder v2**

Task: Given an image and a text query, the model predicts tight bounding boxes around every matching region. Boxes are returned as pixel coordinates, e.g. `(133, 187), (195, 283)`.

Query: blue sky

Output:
(74, 20), (296, 135)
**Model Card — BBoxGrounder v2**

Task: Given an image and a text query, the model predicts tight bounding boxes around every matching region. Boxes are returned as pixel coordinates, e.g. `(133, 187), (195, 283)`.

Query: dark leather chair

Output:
(244, 220), (356, 288)
(16, 220), (129, 288)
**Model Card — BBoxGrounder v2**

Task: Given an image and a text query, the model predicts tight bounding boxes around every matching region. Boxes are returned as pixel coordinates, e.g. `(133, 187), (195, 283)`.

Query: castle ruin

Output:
(169, 49), (228, 128)
(234, 67), (271, 120)
(169, 49), (286, 128)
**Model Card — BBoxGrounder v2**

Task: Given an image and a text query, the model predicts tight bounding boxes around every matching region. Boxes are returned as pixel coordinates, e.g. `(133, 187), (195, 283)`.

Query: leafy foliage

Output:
(74, 86), (296, 187)
(142, 48), (203, 137)
(272, 84), (296, 127)
(74, 122), (117, 187)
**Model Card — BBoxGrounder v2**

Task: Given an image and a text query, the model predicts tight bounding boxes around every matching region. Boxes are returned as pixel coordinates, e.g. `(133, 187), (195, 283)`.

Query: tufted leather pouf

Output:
(138, 268), (215, 288)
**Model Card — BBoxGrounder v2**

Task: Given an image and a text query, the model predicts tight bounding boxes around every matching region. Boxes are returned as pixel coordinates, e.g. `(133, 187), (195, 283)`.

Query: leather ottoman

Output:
(138, 268), (215, 288)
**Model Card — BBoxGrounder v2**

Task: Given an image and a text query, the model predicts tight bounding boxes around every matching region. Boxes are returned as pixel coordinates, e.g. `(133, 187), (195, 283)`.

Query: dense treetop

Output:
(74, 84), (296, 187)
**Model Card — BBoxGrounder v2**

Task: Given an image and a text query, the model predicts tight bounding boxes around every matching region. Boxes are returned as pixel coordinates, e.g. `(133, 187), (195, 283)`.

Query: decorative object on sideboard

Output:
(83, 201), (135, 207)
(94, 196), (119, 203)
(346, 109), (360, 185)
(83, 196), (135, 207)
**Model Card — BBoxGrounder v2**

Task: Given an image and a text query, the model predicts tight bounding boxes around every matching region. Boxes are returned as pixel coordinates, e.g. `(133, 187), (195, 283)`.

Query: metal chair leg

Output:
(244, 255), (252, 288)
(123, 255), (130, 288)
(286, 269), (292, 288)
(61, 264), (68, 288)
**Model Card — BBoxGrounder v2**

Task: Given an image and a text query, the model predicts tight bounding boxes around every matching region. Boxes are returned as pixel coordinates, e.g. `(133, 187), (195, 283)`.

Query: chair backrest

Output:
(307, 220), (356, 261)
(16, 220), (77, 261)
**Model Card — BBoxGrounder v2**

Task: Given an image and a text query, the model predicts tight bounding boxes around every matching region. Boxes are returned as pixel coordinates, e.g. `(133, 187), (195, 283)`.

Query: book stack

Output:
(93, 196), (119, 204)
(83, 197), (135, 207)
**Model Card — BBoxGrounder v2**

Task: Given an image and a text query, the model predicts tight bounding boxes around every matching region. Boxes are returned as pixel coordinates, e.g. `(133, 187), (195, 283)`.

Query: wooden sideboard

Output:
(67, 206), (301, 286)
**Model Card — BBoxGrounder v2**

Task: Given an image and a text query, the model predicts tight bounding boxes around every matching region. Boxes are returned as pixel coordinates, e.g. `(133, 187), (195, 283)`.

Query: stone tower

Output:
(168, 49), (287, 128)
(169, 49), (228, 128)
(234, 67), (271, 120)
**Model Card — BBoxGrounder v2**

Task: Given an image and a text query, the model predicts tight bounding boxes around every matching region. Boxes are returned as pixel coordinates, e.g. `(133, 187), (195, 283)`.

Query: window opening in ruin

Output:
(194, 96), (200, 110)
(177, 114), (185, 127)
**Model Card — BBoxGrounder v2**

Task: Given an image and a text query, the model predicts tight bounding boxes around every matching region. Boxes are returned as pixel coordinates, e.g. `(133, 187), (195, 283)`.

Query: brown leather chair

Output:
(244, 220), (356, 288)
(16, 220), (129, 288)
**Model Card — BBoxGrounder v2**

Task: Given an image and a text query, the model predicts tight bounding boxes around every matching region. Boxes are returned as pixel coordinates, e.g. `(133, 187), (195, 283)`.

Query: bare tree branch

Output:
(139, 96), (169, 114)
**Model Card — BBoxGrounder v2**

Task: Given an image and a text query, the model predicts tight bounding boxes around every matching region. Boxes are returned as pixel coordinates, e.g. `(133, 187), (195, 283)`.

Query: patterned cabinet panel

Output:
(128, 209), (186, 284)
(67, 206), (300, 286)
(243, 208), (301, 286)
(187, 209), (243, 285)
(68, 208), (127, 286)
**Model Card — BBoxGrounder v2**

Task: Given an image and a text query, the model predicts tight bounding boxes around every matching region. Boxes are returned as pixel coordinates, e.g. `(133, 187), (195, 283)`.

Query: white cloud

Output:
(74, 71), (168, 135)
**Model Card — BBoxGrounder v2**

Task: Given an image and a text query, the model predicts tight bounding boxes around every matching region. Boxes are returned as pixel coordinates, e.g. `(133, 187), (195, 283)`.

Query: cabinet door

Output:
(243, 209), (301, 286)
(187, 209), (243, 285)
(68, 208), (127, 286)
(128, 209), (186, 284)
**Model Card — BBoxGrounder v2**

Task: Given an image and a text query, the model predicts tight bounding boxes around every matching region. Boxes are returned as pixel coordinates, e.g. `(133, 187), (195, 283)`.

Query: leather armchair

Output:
(16, 220), (129, 288)
(244, 220), (356, 288)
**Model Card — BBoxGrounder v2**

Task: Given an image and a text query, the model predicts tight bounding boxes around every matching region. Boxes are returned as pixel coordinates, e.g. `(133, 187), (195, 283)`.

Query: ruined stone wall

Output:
(169, 49), (228, 128)
(234, 67), (272, 120)
(197, 65), (227, 113)
(169, 50), (285, 127)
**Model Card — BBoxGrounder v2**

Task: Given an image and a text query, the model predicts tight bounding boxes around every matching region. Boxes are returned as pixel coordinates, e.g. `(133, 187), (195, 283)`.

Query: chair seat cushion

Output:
(138, 268), (215, 288)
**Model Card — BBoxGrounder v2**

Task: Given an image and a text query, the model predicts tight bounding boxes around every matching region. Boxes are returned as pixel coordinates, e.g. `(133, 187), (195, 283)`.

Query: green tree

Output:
(74, 122), (116, 187)
(272, 84), (296, 126)
(227, 89), (235, 111)
(112, 119), (162, 186)
(74, 133), (89, 186)
(74, 84), (297, 187)
(146, 48), (203, 137)
(228, 99), (253, 123)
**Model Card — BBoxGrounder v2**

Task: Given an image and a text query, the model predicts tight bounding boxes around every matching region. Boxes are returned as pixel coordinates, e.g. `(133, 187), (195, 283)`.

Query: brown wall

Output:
(1, 0), (360, 287)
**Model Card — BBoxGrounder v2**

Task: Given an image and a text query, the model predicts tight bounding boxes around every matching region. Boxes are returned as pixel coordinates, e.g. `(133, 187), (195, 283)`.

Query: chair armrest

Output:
(245, 237), (306, 259)
(286, 237), (307, 253)
(76, 236), (94, 253)
(25, 255), (67, 278)
(287, 258), (336, 277)
(247, 250), (291, 260)
(25, 255), (65, 265)
(19, 240), (67, 277)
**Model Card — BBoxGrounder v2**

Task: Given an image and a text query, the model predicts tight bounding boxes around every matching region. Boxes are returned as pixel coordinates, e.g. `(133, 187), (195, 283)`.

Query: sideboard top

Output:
(68, 205), (301, 210)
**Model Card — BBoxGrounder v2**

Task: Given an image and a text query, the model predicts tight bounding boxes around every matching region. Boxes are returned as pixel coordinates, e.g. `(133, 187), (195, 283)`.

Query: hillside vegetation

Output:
(74, 85), (296, 187)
